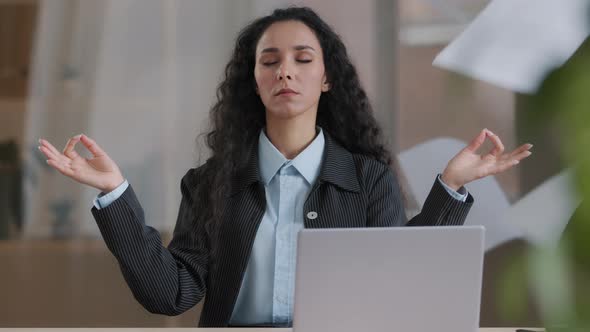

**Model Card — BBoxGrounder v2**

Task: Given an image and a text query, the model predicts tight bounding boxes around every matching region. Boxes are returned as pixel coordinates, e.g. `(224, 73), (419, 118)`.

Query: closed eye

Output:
(262, 60), (312, 66)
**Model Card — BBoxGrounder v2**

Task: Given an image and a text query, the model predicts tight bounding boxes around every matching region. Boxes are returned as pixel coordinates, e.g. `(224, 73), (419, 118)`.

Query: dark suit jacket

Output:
(91, 133), (473, 327)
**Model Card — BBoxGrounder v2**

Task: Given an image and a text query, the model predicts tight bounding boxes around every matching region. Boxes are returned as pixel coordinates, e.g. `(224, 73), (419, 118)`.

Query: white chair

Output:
(397, 137), (523, 250)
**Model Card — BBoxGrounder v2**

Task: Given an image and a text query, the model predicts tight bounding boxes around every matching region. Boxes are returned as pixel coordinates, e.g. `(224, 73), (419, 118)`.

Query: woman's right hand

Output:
(38, 134), (125, 193)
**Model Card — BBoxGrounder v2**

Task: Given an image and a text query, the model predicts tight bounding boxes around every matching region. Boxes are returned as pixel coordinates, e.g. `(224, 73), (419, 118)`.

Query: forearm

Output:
(91, 184), (207, 315)
(406, 176), (473, 226)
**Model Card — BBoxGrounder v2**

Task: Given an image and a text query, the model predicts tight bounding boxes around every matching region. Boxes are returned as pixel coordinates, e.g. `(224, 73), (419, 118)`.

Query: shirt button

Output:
(307, 211), (318, 220)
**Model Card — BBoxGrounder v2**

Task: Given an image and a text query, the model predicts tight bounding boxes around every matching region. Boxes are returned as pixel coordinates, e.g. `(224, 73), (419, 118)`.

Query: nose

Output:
(275, 64), (292, 81)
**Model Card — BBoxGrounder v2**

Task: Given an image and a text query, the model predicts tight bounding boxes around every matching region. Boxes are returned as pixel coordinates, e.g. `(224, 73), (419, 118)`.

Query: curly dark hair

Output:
(194, 6), (394, 243)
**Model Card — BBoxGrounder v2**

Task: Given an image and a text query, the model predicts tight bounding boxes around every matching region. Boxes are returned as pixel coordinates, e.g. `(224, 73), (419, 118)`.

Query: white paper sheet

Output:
(433, 0), (590, 94)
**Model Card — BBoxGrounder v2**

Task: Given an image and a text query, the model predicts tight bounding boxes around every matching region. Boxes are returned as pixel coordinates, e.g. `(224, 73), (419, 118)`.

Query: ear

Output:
(321, 73), (331, 92)
(321, 79), (331, 92)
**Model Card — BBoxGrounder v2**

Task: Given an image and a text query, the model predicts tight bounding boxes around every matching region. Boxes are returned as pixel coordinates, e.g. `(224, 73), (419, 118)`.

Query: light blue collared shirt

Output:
(229, 128), (325, 326)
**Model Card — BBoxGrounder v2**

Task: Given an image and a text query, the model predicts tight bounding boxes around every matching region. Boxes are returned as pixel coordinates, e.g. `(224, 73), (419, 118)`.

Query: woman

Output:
(37, 6), (532, 327)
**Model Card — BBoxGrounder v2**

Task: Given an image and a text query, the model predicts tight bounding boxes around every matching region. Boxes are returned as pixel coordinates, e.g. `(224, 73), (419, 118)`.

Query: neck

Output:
(265, 112), (317, 160)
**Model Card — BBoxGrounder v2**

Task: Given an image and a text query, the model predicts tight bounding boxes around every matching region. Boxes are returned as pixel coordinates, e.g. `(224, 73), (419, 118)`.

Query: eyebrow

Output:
(261, 45), (316, 53)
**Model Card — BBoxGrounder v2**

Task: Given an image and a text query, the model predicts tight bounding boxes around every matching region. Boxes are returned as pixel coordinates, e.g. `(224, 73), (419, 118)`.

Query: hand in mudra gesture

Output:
(441, 128), (533, 190)
(38, 134), (125, 193)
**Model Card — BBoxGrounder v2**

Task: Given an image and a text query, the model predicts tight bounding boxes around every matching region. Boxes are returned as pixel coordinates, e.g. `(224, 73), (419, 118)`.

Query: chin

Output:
(266, 104), (309, 119)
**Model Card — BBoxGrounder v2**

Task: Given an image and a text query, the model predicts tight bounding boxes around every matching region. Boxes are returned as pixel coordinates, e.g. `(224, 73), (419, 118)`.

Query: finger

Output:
(465, 129), (487, 152)
(38, 145), (61, 162)
(63, 135), (82, 159)
(39, 140), (71, 165)
(46, 159), (75, 178)
(487, 159), (520, 175)
(79, 134), (106, 158)
(511, 149), (532, 162)
(486, 130), (505, 156)
(509, 143), (533, 158)
(39, 138), (66, 159)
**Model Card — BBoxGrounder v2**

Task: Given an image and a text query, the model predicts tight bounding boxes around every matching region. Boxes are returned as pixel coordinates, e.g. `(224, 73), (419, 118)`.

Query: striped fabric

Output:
(91, 132), (473, 327)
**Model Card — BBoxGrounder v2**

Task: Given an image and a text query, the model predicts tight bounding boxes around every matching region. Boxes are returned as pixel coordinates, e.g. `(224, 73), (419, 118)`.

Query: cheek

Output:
(254, 70), (273, 95)
(308, 62), (326, 83)
(305, 67), (327, 94)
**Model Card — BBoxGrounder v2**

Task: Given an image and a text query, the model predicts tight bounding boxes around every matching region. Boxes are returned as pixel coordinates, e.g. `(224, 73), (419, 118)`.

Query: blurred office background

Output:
(0, 0), (585, 327)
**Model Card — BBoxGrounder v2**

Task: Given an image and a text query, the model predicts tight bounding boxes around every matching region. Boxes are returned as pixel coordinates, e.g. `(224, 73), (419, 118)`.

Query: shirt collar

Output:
(258, 127), (325, 186)
(229, 130), (360, 197)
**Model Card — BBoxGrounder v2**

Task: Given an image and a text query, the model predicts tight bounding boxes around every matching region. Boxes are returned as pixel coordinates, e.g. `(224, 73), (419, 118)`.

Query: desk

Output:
(0, 328), (543, 331)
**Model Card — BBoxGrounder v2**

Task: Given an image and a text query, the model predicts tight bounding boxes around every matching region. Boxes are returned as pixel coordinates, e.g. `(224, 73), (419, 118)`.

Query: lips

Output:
(275, 88), (298, 96)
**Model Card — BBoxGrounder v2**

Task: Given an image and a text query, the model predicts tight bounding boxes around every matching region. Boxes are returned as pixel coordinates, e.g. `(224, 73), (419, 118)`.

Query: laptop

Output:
(293, 226), (485, 332)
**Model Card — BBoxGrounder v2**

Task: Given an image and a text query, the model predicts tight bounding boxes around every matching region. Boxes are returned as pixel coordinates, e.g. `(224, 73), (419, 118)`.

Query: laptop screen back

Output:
(293, 226), (485, 332)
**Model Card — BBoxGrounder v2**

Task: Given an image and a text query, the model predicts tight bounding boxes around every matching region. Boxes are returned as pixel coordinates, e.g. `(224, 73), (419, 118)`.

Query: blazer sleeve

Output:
(91, 168), (209, 316)
(367, 167), (473, 227)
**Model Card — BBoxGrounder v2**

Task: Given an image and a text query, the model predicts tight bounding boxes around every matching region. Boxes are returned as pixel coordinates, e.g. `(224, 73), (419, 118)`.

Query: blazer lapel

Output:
(213, 139), (267, 324)
(318, 133), (361, 193)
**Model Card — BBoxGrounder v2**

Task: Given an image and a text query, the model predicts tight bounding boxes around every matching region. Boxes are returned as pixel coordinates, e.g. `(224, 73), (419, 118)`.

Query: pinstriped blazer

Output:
(91, 132), (473, 327)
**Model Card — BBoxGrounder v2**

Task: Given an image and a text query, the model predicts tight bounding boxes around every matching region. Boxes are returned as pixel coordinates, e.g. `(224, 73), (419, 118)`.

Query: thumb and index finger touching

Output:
(79, 134), (107, 159)
(463, 128), (532, 160)
(61, 134), (106, 159)
(464, 128), (492, 154)
(40, 134), (106, 161)
(464, 128), (507, 155)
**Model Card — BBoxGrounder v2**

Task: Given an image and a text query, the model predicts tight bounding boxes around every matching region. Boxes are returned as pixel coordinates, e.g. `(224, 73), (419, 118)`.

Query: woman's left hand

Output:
(441, 128), (533, 191)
